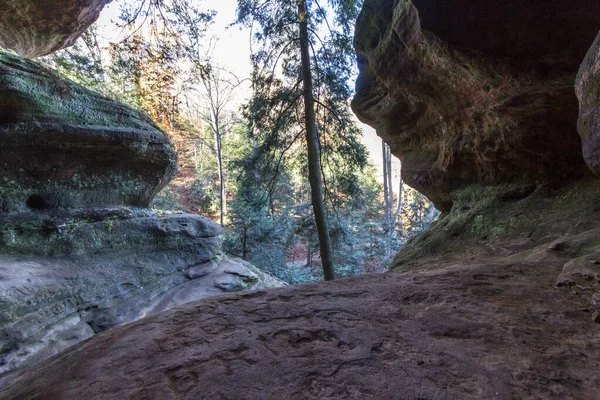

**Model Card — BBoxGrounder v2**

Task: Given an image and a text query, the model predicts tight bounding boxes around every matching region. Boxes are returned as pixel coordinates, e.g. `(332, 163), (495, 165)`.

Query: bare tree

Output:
(382, 141), (403, 258)
(187, 66), (240, 226)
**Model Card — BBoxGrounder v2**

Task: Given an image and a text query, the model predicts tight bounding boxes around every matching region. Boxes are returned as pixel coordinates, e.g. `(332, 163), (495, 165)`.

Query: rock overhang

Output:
(0, 0), (114, 58)
(352, 0), (600, 211)
(0, 51), (177, 213)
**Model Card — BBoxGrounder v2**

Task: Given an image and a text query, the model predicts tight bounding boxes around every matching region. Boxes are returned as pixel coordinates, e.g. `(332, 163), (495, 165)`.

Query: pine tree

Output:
(236, 0), (366, 281)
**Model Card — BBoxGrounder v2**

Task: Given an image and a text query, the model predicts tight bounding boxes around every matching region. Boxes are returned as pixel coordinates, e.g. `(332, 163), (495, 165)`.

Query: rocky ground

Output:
(0, 0), (599, 398)
(3, 176), (600, 399)
(2, 234), (599, 399)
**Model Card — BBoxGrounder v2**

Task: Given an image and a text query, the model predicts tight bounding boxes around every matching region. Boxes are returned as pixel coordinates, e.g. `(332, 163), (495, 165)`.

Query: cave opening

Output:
(26, 194), (46, 210)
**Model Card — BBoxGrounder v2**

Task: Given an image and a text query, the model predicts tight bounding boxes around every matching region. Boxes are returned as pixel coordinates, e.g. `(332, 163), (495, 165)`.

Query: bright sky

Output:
(96, 0), (252, 81)
(96, 0), (392, 177)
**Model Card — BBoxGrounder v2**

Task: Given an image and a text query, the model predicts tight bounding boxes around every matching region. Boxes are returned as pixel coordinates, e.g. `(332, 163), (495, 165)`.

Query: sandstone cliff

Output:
(352, 0), (600, 211)
(0, 0), (113, 58)
(0, 51), (284, 378)
(2, 0), (600, 399)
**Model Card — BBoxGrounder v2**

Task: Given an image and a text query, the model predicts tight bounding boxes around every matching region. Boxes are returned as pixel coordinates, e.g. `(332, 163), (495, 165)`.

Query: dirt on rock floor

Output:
(2, 234), (599, 399)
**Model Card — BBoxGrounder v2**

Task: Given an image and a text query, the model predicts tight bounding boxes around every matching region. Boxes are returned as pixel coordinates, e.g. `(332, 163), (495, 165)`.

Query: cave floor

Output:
(2, 236), (599, 399)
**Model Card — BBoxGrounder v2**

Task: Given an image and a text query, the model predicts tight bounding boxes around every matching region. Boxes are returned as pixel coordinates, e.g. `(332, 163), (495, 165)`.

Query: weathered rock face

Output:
(0, 52), (285, 377)
(3, 239), (600, 399)
(0, 52), (176, 212)
(0, 245), (284, 377)
(3, 1), (600, 397)
(576, 32), (600, 175)
(0, 0), (113, 58)
(352, 0), (600, 210)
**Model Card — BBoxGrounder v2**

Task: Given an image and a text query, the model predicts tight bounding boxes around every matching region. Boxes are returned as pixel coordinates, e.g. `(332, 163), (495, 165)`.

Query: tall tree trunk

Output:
(387, 145), (393, 215)
(193, 141), (198, 171)
(382, 141), (391, 258)
(392, 162), (403, 240)
(218, 149), (225, 226)
(214, 118), (225, 226)
(298, 0), (335, 281)
(386, 144), (394, 250)
(242, 223), (248, 260)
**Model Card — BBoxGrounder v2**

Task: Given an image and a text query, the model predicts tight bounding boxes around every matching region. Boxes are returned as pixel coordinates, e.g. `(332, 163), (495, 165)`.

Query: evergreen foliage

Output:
(37, 0), (439, 284)
(235, 0), (368, 280)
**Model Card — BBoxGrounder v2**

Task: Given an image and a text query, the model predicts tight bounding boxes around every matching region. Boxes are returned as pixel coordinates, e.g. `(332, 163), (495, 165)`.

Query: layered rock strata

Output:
(0, 52), (284, 377)
(0, 0), (113, 58)
(577, 32), (600, 175)
(2, 242), (600, 399)
(352, 0), (600, 210)
(0, 51), (176, 213)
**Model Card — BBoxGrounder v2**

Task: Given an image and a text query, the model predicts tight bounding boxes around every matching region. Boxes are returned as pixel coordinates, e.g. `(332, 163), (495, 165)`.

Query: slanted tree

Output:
(237, 0), (366, 281)
(297, 0), (334, 280)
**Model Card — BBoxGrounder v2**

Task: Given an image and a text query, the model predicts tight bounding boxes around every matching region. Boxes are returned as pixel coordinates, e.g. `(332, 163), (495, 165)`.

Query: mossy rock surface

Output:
(0, 211), (285, 377)
(393, 176), (600, 271)
(0, 51), (177, 212)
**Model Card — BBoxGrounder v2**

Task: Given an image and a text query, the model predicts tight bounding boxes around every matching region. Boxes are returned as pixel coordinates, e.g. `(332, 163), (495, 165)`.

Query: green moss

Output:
(0, 172), (151, 213)
(0, 51), (165, 131)
(210, 253), (223, 262)
(392, 177), (600, 272)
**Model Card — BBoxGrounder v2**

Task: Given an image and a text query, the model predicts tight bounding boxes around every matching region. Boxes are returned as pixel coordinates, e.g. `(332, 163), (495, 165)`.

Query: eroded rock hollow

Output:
(2, 0), (600, 399)
(352, 0), (600, 211)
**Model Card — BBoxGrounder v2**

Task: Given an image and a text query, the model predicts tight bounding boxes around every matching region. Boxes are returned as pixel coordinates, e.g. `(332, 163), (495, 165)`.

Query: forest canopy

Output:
(39, 0), (438, 283)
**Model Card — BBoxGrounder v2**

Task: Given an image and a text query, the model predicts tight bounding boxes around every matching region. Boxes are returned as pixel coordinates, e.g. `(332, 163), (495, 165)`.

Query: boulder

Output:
(576, 32), (600, 175)
(0, 0), (113, 58)
(0, 51), (176, 213)
(0, 52), (285, 377)
(352, 0), (600, 210)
